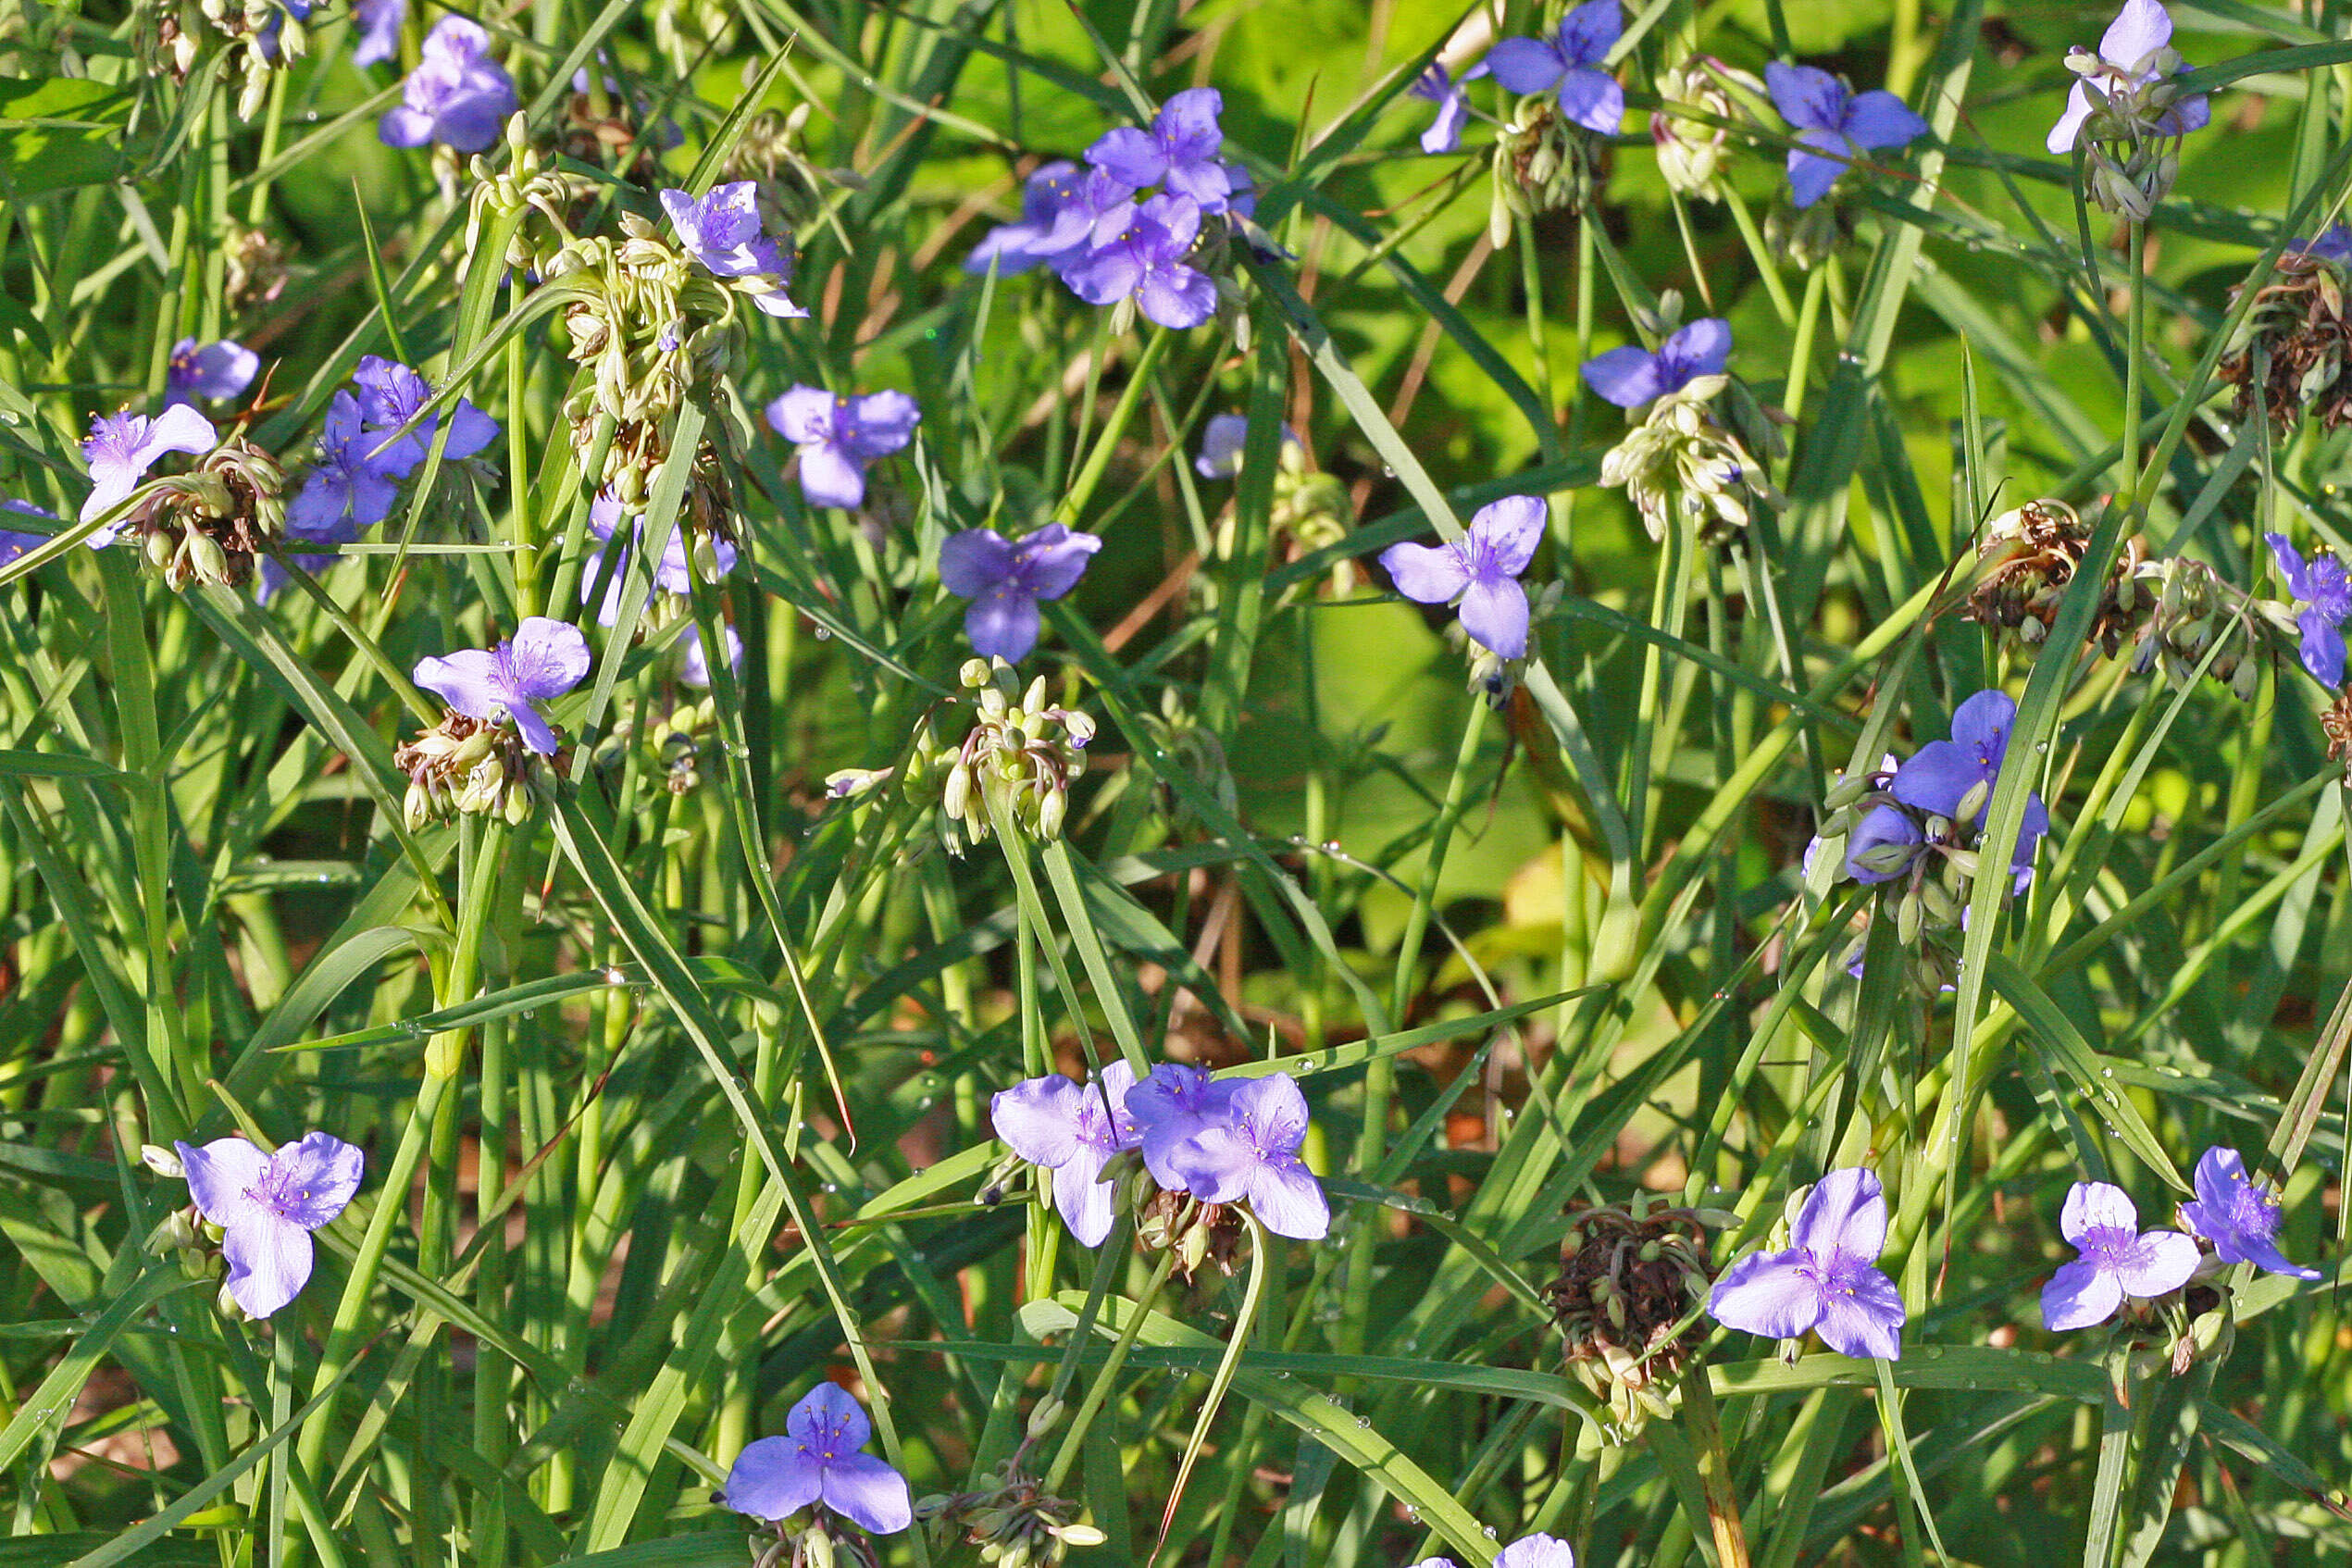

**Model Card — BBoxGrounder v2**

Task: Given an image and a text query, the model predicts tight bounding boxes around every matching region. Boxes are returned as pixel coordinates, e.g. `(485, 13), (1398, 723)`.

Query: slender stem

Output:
(1040, 1248), (1177, 1495)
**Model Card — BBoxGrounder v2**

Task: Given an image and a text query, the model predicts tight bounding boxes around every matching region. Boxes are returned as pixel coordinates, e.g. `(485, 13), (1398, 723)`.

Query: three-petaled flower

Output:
(352, 355), (501, 473)
(413, 616), (591, 757)
(2045, 0), (2209, 156)
(1487, 0), (1624, 136)
(81, 405), (216, 537)
(1707, 1167), (1907, 1359)
(989, 1062), (1139, 1247)
(1408, 64), (1479, 155)
(1087, 88), (1233, 211)
(1765, 62), (1930, 209)
(2179, 1146), (2322, 1281)
(1164, 1073), (1330, 1240)
(1888, 689), (2050, 884)
(378, 16), (517, 155)
(937, 523), (1101, 664)
(165, 339), (260, 410)
(1580, 318), (1732, 409)
(2040, 1180), (2199, 1331)
(660, 183), (807, 318)
(1413, 1534), (1576, 1568)
(1056, 193), (1218, 330)
(1377, 494), (1548, 660)
(175, 1131), (366, 1320)
(723, 1383), (912, 1535)
(287, 392), (403, 546)
(2265, 532), (2351, 688)
(1126, 1064), (1238, 1189)
(765, 387), (922, 511)
(965, 161), (1085, 276)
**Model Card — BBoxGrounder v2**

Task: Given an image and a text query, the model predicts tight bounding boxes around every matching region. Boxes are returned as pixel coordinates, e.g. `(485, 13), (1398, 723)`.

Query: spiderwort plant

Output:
(1414, 1535), (1576, 1568)
(2040, 1181), (2200, 1331)
(1888, 689), (2052, 867)
(660, 182), (807, 317)
(351, 355), (501, 472)
(937, 523), (1101, 663)
(964, 161), (1084, 276)
(1708, 1168), (1906, 1359)
(81, 404), (216, 537)
(766, 387), (921, 510)
(1377, 495), (1548, 660)
(724, 1383), (912, 1536)
(1407, 63), (1482, 155)
(1580, 318), (1732, 408)
(2180, 1147), (2323, 1281)
(1194, 413), (1300, 479)
(1764, 62), (1929, 208)
(989, 1062), (1139, 1247)
(1164, 1073), (1330, 1240)
(1054, 193), (1219, 330)
(412, 616), (591, 756)
(2046, 0), (2208, 216)
(1086, 87), (1234, 211)
(175, 1132), (365, 1320)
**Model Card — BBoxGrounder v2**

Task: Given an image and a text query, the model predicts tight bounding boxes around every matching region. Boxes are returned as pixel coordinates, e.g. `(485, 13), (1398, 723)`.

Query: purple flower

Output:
(2265, 532), (2351, 688)
(2179, 1147), (2322, 1281)
(964, 161), (1085, 276)
(2040, 1180), (2200, 1330)
(1408, 64), (1480, 155)
(659, 183), (807, 318)
(352, 355), (499, 478)
(679, 623), (741, 689)
(165, 339), (259, 409)
(412, 616), (590, 756)
(765, 387), (921, 511)
(583, 491), (737, 616)
(1087, 87), (1233, 210)
(1165, 1073), (1330, 1240)
(1888, 690), (2050, 840)
(81, 404), (216, 536)
(1126, 1064), (1239, 1189)
(2045, 0), (2209, 156)
(1055, 193), (1217, 330)
(1765, 62), (1930, 209)
(350, 0), (405, 66)
(286, 392), (403, 545)
(1377, 494), (1548, 660)
(174, 1132), (365, 1319)
(1195, 413), (1300, 479)
(990, 1062), (1140, 1247)
(1707, 1167), (1906, 1359)
(2302, 224), (2352, 266)
(1029, 168), (1142, 261)
(378, 16), (518, 155)
(1580, 318), (1731, 408)
(723, 1382), (911, 1534)
(1487, 0), (1624, 136)
(936, 523), (1101, 663)
(1844, 803), (1923, 884)
(1413, 1537), (1577, 1568)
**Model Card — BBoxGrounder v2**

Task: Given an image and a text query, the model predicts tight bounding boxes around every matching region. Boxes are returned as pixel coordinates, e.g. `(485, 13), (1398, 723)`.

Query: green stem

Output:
(1040, 1247), (1176, 1494)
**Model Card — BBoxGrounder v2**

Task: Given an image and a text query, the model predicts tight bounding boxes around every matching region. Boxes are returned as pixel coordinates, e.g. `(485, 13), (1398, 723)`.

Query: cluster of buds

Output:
(558, 74), (679, 193)
(465, 116), (600, 279)
(393, 710), (559, 828)
(224, 221), (293, 312)
(915, 1454), (1106, 1568)
(2128, 554), (2269, 700)
(2217, 250), (2352, 430)
(1811, 768), (2006, 994)
(1651, 57), (1759, 202)
(745, 1512), (879, 1568)
(1139, 687), (1239, 827)
(2065, 41), (2198, 219)
(1134, 1184), (1245, 1278)
(653, 0), (740, 66)
(129, 438), (284, 591)
(1488, 99), (1603, 243)
(912, 659), (1094, 855)
(651, 697), (717, 795)
(546, 222), (744, 478)
(1545, 1199), (1715, 1433)
(1763, 197), (1851, 273)
(1599, 384), (1779, 544)
(166, 0), (305, 118)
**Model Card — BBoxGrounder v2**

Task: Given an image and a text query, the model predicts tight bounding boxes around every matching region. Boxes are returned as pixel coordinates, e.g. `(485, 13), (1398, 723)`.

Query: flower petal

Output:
(2046, 82), (2095, 156)
(1786, 130), (1852, 209)
(1378, 540), (1473, 605)
(1247, 1155), (1330, 1239)
(2100, 0), (2172, 68)
(2060, 1180), (2139, 1247)
(990, 1075), (1086, 1168)
(2041, 1256), (2123, 1332)
(724, 1434), (822, 1521)
(1658, 318), (1733, 386)
(1553, 68), (1624, 136)
(1016, 525), (1101, 601)
(1168, 1124), (1255, 1204)
(221, 1215), (315, 1319)
(1469, 494), (1549, 577)
(1492, 1535), (1577, 1568)
(1842, 90), (1929, 150)
(1457, 576), (1532, 659)
(1555, 0), (1621, 65)
(1156, 87), (1226, 163)
(1707, 1250), (1823, 1339)
(412, 649), (509, 722)
(820, 1450), (914, 1535)
(765, 386), (837, 447)
(1792, 1167), (1887, 1262)
(939, 529), (1015, 598)
(1052, 1144), (1118, 1247)
(268, 1132), (365, 1228)
(1137, 263), (1218, 330)
(1580, 345), (1664, 408)
(1766, 61), (1845, 133)
(2110, 1227), (2199, 1298)
(1087, 126), (1168, 188)
(797, 443), (868, 510)
(178, 1136), (270, 1229)
(964, 590), (1043, 663)
(844, 392), (922, 462)
(1486, 37), (1567, 95)
(788, 1381), (872, 1452)
(2298, 608), (2346, 688)
(1888, 740), (1983, 821)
